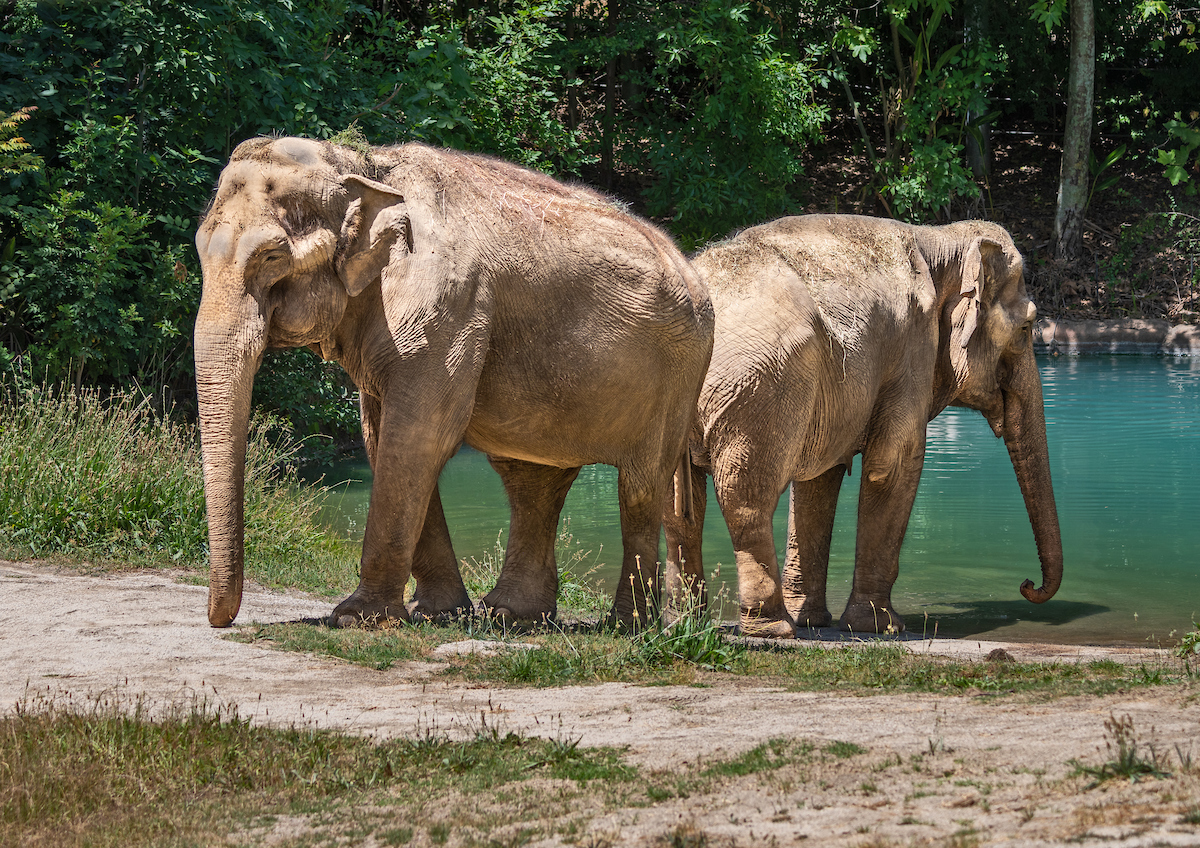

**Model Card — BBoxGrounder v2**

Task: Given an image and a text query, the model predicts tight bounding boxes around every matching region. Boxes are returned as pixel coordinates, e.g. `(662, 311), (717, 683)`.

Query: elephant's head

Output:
(932, 222), (1062, 605)
(194, 137), (413, 626)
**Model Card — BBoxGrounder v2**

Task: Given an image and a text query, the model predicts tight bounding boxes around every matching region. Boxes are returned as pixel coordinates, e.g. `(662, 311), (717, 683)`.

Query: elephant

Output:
(194, 136), (713, 629)
(662, 214), (1063, 637)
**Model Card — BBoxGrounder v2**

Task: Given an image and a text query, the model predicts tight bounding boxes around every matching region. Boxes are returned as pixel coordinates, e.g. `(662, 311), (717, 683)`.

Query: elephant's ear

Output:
(337, 175), (413, 297)
(949, 236), (1004, 382)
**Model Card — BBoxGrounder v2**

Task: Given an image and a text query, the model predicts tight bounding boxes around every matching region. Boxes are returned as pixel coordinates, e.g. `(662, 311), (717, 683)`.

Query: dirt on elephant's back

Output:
(2, 559), (1197, 848)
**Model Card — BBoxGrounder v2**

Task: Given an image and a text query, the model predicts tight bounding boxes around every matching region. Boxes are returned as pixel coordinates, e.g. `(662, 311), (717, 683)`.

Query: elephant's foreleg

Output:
(358, 392), (468, 619)
(359, 392), (382, 472)
(407, 483), (472, 621)
(482, 458), (581, 624)
(331, 399), (465, 627)
(840, 433), (927, 634)
(662, 459), (709, 624)
(715, 475), (795, 640)
(783, 465), (845, 629)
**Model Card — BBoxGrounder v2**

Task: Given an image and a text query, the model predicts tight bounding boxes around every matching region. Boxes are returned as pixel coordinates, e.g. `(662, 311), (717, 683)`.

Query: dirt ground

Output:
(3, 559), (1198, 847)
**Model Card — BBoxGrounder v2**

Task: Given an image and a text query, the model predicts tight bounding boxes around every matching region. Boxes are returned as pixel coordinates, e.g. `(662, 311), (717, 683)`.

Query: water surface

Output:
(309, 355), (1200, 646)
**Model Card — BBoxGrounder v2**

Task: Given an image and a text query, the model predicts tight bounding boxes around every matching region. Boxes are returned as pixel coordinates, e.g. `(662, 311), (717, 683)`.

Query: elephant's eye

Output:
(250, 244), (292, 289)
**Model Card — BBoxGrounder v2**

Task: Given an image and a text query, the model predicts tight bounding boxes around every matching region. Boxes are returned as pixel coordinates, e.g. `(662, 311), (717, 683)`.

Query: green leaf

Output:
(1164, 164), (1190, 186)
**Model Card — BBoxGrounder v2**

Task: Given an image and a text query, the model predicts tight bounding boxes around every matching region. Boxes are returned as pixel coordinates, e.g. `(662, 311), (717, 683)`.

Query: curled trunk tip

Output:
(1019, 577), (1058, 604)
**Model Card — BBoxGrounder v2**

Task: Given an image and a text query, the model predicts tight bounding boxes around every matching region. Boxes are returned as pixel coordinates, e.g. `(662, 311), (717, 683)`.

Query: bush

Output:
(628, 1), (826, 248)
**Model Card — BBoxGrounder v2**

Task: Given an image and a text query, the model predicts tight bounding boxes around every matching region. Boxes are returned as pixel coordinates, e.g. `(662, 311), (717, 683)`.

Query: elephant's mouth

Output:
(962, 385), (1006, 439)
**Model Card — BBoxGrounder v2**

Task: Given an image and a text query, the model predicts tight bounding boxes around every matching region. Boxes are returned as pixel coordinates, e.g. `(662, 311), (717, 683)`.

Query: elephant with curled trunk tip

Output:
(663, 214), (1063, 637)
(194, 136), (713, 629)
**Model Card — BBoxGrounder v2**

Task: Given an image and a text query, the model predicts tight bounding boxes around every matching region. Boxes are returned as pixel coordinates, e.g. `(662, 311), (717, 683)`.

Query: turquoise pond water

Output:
(307, 355), (1200, 646)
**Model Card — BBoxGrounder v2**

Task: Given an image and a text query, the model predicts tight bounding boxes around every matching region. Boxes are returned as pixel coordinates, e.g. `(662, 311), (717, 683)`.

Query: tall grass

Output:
(0, 385), (357, 593)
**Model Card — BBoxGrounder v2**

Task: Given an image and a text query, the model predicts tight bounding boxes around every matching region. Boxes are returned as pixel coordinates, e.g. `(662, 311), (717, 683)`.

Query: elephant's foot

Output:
(330, 589), (411, 628)
(406, 598), (472, 624)
(407, 586), (473, 624)
(739, 607), (796, 639)
(603, 602), (655, 633)
(477, 591), (557, 628)
(788, 604), (833, 629)
(838, 600), (905, 634)
(783, 590), (832, 629)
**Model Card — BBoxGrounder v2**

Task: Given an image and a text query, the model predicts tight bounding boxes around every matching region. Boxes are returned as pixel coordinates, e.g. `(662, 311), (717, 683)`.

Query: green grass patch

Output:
(237, 619), (1195, 698)
(746, 643), (1188, 698)
(700, 737), (814, 779)
(230, 620), (445, 669)
(265, 608), (748, 686)
(825, 740), (868, 758)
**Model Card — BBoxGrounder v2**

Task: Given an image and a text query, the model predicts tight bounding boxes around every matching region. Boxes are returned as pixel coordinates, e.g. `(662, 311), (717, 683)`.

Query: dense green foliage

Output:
(1, 0), (1196, 440)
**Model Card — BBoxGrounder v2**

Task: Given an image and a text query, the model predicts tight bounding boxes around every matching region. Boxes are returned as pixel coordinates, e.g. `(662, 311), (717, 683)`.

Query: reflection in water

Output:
(308, 356), (1200, 646)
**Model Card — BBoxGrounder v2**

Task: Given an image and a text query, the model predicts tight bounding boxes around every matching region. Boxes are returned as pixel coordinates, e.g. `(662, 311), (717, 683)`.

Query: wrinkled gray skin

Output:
(195, 137), (713, 629)
(663, 215), (1062, 637)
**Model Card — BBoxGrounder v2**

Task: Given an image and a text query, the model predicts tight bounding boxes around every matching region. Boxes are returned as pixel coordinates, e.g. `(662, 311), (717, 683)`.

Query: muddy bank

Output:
(1036, 318), (1200, 356)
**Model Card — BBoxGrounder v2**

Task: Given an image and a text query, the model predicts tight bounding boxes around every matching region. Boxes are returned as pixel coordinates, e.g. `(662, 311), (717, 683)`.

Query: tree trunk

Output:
(602, 0), (618, 190)
(566, 7), (577, 131)
(1053, 0), (1095, 264)
(965, 0), (992, 179)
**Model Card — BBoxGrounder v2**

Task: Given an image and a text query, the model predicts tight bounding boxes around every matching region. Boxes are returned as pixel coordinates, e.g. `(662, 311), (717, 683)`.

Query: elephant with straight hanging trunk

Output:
(663, 214), (1063, 637)
(194, 137), (713, 629)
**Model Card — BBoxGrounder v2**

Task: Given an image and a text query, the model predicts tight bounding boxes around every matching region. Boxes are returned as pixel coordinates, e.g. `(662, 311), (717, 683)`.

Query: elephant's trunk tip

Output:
(207, 596), (241, 628)
(208, 610), (236, 628)
(1019, 578), (1058, 604)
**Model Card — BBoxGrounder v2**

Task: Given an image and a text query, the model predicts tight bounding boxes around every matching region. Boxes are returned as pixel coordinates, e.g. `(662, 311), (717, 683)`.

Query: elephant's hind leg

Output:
(783, 466), (845, 629)
(714, 474), (796, 640)
(662, 459), (709, 625)
(481, 458), (581, 625)
(608, 464), (672, 631)
(407, 484), (472, 622)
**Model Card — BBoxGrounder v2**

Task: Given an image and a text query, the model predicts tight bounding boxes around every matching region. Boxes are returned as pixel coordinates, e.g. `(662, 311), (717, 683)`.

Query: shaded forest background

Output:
(1, 0), (1198, 450)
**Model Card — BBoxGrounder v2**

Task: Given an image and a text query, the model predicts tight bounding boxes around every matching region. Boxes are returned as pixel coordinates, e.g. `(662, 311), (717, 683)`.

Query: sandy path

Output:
(3, 560), (1197, 847)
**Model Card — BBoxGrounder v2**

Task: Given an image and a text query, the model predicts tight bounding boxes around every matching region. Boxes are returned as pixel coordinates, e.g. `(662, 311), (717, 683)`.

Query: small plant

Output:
(825, 740), (868, 758)
(1071, 714), (1170, 788)
(1158, 113), (1200, 195)
(1087, 144), (1127, 213)
(631, 612), (744, 672)
(658, 822), (709, 848)
(1175, 620), (1200, 660)
(0, 106), (43, 175)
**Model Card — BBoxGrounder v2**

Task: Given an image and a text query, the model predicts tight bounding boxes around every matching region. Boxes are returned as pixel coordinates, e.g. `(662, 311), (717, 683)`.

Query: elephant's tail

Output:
(673, 449), (694, 523)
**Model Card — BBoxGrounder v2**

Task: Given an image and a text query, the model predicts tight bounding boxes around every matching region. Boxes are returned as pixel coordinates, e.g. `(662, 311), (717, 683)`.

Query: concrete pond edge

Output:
(1035, 317), (1200, 356)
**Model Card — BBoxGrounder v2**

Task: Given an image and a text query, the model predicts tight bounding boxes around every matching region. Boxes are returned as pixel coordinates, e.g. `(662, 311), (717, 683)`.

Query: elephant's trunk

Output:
(1000, 344), (1063, 604)
(195, 298), (266, 627)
